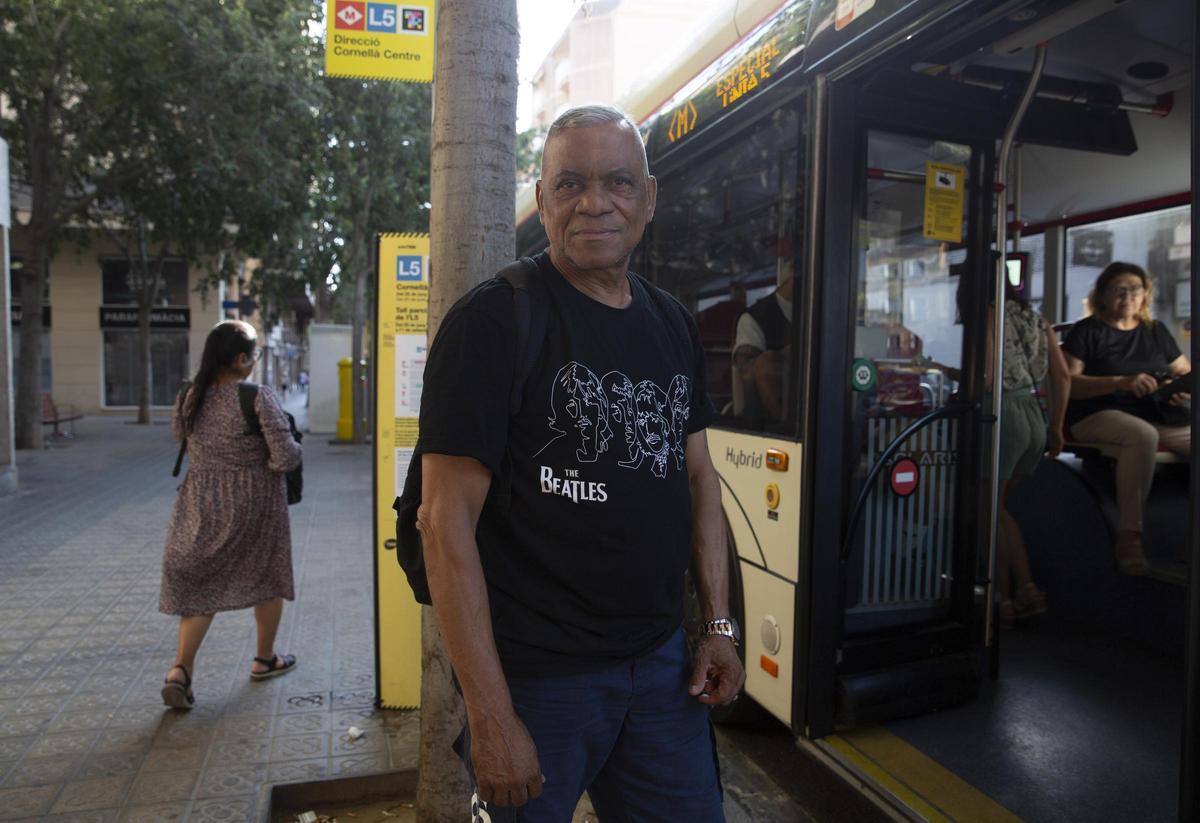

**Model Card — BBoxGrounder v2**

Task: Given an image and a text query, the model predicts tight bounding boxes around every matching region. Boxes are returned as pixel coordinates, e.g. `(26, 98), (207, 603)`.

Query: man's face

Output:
(536, 123), (657, 275)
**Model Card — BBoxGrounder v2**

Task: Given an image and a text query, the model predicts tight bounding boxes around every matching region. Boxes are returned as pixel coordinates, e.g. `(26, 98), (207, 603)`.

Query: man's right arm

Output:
(416, 453), (544, 807)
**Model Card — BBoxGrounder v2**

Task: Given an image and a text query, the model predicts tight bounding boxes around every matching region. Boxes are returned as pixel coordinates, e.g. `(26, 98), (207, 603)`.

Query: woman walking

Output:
(161, 320), (302, 708)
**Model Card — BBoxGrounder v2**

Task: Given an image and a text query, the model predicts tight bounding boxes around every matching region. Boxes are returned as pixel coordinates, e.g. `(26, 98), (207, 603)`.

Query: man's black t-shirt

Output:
(417, 252), (714, 677)
(1061, 315), (1183, 429)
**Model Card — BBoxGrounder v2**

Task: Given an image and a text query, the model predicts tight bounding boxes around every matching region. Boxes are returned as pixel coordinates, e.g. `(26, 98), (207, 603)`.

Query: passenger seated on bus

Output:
(993, 279), (1070, 627)
(1061, 262), (1191, 576)
(732, 270), (793, 425)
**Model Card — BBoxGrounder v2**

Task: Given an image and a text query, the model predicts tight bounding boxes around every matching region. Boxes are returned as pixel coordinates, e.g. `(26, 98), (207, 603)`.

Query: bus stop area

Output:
(0, 397), (803, 822)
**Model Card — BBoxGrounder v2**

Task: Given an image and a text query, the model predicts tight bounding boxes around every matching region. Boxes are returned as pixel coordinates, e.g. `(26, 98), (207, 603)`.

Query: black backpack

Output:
(236, 382), (304, 505)
(171, 382), (304, 505)
(393, 256), (692, 606)
(393, 257), (545, 605)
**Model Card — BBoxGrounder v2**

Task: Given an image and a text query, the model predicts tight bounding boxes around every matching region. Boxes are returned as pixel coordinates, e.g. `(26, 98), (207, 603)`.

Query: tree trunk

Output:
(14, 247), (46, 450)
(136, 302), (152, 424)
(417, 0), (518, 819)
(351, 252), (367, 444)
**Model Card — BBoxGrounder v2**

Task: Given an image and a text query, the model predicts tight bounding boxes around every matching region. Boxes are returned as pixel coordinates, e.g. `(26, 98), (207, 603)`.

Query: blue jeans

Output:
(457, 626), (724, 822)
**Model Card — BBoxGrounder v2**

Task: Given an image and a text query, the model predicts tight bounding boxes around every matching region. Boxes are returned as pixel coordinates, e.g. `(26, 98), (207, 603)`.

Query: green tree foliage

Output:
(0, 0), (132, 446)
(515, 124), (547, 186)
(1, 0), (432, 439)
(0, 0), (329, 435)
(265, 79), (431, 327)
(83, 0), (328, 422)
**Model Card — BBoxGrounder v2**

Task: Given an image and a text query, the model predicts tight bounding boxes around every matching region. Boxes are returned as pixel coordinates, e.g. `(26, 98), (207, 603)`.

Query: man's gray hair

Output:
(547, 104), (639, 140)
(543, 104), (648, 174)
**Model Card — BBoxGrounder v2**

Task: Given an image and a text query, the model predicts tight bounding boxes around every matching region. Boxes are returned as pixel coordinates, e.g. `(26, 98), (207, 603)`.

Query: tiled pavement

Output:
(0, 397), (414, 822)
(0, 398), (800, 823)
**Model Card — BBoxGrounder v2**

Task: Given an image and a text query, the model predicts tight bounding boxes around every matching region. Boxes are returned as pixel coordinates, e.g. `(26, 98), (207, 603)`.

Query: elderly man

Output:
(416, 104), (743, 820)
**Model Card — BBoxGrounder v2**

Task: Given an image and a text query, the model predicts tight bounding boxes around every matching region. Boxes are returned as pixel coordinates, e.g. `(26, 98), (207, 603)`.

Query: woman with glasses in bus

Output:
(1062, 262), (1191, 575)
(159, 320), (302, 708)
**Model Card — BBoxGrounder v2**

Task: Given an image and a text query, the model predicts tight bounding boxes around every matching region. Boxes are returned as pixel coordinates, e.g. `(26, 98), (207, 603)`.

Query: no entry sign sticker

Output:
(890, 458), (919, 497)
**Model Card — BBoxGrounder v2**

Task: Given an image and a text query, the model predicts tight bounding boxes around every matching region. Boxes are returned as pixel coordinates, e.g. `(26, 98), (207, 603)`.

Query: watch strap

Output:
(702, 618), (738, 645)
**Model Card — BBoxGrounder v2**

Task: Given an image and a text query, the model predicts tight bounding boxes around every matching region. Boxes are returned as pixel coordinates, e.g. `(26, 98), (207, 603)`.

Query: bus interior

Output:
(516, 0), (1195, 818)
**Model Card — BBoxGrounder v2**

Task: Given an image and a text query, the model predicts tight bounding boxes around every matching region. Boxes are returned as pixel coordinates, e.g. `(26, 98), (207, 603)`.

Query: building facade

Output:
(528, 0), (728, 129)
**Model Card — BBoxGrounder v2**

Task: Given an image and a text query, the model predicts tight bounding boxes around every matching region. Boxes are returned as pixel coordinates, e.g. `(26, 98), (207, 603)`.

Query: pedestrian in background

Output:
(160, 320), (302, 709)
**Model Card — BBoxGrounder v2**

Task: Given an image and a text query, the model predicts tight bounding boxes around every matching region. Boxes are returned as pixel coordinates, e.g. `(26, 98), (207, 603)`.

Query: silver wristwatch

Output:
(702, 617), (741, 646)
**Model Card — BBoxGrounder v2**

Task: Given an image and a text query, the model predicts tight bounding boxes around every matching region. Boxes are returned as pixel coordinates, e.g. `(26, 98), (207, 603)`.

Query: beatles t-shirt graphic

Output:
(533, 360), (691, 479)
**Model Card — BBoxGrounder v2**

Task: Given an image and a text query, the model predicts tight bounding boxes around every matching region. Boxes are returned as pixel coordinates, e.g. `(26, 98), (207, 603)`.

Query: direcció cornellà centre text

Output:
(332, 33), (419, 61)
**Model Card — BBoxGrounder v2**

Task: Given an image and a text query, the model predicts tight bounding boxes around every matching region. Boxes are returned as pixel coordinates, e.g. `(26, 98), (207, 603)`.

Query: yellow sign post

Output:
(325, 0), (435, 82)
(373, 233), (430, 708)
(922, 161), (966, 243)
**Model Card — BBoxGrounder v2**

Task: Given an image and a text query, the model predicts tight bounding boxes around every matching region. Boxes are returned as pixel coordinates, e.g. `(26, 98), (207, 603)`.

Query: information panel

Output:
(922, 161), (966, 243)
(374, 232), (429, 708)
(325, 0), (435, 83)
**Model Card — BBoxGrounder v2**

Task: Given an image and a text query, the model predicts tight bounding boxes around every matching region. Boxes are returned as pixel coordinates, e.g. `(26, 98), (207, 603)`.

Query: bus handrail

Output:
(838, 401), (979, 564)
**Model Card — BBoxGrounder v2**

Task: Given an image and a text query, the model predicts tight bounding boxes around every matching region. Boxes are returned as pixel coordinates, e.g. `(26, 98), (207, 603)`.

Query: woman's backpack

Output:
(238, 383), (304, 505)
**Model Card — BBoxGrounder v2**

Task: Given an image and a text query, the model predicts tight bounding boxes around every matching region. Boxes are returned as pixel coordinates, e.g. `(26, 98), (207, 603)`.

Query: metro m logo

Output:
(334, 1), (365, 29)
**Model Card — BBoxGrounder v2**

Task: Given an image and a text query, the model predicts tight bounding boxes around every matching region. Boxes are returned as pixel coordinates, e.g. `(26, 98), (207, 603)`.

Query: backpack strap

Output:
(238, 382), (262, 436)
(634, 272), (694, 357)
(172, 440), (187, 477)
(495, 256), (546, 417)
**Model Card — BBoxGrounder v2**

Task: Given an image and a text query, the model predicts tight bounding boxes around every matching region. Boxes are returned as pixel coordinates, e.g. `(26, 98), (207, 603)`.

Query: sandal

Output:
(1116, 536), (1148, 576)
(250, 653), (297, 681)
(1013, 583), (1047, 620)
(161, 664), (194, 709)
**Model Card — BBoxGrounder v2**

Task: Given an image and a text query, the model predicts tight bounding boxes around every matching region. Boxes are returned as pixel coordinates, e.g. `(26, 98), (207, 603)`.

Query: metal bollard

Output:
(336, 357), (353, 441)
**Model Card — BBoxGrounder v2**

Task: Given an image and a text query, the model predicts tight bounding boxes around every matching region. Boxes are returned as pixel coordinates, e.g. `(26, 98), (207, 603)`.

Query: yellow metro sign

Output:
(326, 0), (434, 83)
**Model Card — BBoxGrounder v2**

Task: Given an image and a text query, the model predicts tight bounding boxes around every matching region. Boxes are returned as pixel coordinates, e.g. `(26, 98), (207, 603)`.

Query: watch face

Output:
(729, 618), (742, 643)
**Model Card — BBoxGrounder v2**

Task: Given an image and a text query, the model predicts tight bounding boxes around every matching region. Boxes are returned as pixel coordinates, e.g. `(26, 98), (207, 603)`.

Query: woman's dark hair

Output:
(1087, 261), (1154, 325)
(182, 321), (256, 435)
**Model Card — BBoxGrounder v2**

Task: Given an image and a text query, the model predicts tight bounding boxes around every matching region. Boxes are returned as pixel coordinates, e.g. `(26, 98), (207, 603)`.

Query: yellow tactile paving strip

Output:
(826, 726), (1024, 823)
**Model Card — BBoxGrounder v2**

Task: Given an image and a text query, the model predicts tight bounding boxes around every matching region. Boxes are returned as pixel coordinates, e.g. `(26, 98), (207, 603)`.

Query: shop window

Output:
(100, 257), (191, 406)
(1064, 205), (1190, 350)
(647, 101), (805, 434)
(103, 331), (189, 407)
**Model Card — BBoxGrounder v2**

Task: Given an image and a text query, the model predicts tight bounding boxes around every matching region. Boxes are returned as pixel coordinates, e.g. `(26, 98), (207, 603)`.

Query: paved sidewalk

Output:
(0, 399), (413, 822)
(0, 395), (804, 822)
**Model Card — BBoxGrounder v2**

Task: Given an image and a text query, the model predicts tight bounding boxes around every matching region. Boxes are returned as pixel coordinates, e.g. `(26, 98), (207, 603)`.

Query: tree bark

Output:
(14, 248), (45, 450)
(417, 0), (518, 819)
(351, 249), (368, 444)
(136, 300), (152, 424)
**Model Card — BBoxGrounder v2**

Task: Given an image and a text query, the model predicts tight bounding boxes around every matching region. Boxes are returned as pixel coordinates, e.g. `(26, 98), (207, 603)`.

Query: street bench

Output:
(41, 393), (82, 438)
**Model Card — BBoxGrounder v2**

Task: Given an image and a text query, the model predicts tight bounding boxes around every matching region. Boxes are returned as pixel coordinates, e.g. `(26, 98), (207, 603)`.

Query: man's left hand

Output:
(688, 636), (746, 706)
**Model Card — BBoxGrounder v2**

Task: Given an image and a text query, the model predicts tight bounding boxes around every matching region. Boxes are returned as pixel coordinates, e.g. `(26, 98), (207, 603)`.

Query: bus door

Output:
(805, 72), (1001, 737)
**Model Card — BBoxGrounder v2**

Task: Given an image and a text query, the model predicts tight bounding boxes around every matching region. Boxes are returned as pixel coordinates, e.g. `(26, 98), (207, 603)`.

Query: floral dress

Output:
(160, 383), (301, 616)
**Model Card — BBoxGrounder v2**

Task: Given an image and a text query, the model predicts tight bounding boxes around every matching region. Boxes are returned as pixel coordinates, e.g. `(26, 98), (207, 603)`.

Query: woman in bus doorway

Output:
(995, 279), (1070, 628)
(1062, 263), (1191, 575)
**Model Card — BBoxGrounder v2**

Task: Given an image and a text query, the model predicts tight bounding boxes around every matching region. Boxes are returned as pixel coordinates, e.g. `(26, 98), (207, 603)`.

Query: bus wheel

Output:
(683, 524), (764, 726)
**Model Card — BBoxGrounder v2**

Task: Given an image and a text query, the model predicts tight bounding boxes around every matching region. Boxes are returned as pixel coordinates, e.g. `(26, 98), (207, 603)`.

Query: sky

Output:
(515, 0), (581, 130)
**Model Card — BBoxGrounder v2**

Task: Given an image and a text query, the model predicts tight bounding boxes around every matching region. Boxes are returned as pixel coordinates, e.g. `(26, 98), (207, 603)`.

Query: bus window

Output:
(1063, 205), (1190, 352)
(647, 102), (805, 435)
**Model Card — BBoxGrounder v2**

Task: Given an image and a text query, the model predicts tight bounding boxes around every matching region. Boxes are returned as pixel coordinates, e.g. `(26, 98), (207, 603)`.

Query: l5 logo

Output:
(367, 3), (397, 32)
(334, 1), (365, 29)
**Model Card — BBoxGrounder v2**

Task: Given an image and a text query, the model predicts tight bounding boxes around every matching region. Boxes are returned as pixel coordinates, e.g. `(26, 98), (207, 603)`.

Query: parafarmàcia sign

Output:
(325, 0), (434, 83)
